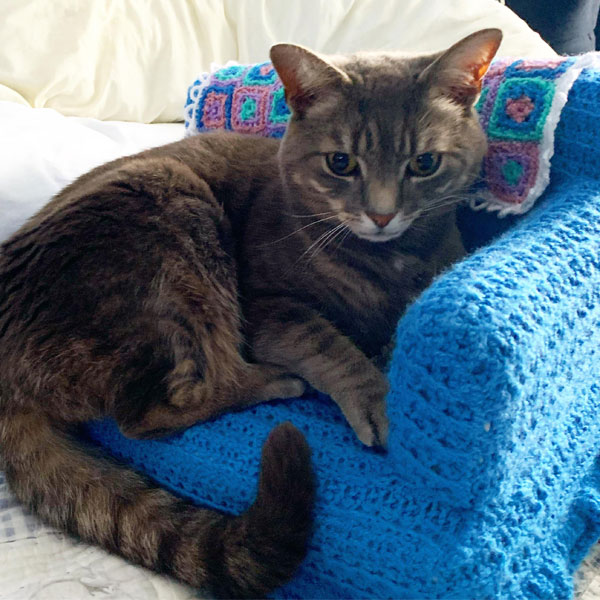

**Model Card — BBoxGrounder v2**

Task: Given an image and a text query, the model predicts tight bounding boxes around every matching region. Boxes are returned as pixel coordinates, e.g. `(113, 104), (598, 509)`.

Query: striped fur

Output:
(0, 32), (499, 597)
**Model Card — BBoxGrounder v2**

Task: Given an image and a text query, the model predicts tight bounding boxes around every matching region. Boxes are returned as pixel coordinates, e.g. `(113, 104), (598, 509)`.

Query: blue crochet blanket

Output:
(84, 70), (600, 598)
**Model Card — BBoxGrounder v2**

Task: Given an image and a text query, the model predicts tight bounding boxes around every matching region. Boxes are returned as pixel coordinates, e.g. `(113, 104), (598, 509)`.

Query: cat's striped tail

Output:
(0, 409), (315, 598)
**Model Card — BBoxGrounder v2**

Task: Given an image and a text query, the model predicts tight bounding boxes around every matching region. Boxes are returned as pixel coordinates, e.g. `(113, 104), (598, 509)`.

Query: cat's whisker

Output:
(334, 226), (354, 254)
(430, 193), (470, 204)
(306, 227), (343, 262)
(407, 221), (431, 234)
(307, 224), (350, 262)
(305, 224), (347, 260)
(294, 229), (335, 264)
(468, 173), (488, 183)
(258, 214), (339, 246)
(284, 210), (337, 219)
(423, 200), (461, 212)
(334, 227), (354, 252)
(298, 220), (350, 264)
(280, 222), (347, 276)
(414, 195), (469, 217)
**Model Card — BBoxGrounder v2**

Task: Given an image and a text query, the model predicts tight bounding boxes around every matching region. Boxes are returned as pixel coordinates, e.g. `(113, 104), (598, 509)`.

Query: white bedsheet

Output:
(0, 475), (200, 600)
(0, 101), (184, 242)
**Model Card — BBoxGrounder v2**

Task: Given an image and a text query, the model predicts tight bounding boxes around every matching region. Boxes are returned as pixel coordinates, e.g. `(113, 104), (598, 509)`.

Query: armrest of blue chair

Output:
(553, 67), (600, 182)
(385, 67), (600, 596)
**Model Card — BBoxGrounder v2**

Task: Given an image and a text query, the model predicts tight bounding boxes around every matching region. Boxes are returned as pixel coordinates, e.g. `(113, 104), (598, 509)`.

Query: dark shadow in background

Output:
(506, 0), (600, 54)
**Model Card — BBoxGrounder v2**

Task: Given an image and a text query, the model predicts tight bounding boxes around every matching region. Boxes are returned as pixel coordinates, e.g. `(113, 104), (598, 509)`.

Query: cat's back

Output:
(0, 131), (280, 366)
(14, 132), (280, 234)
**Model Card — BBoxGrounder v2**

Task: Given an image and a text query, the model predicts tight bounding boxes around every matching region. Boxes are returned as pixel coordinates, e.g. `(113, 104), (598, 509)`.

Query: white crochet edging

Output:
(472, 52), (600, 217)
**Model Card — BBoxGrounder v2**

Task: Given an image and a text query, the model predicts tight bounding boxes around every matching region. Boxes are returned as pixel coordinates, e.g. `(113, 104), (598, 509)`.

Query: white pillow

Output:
(0, 0), (555, 123)
(0, 101), (184, 243)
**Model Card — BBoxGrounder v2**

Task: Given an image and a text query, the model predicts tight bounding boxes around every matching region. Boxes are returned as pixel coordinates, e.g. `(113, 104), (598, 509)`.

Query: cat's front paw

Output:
(350, 396), (389, 448)
(340, 380), (389, 448)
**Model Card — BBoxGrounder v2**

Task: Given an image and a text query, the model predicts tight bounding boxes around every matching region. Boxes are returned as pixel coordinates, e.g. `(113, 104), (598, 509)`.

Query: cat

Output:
(0, 28), (501, 598)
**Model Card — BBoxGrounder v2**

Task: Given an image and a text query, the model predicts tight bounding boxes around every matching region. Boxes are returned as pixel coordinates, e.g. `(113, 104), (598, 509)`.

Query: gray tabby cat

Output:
(0, 29), (501, 597)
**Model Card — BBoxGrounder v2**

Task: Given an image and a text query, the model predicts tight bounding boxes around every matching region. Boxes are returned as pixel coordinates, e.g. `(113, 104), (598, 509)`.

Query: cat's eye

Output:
(407, 152), (442, 177)
(325, 152), (360, 177)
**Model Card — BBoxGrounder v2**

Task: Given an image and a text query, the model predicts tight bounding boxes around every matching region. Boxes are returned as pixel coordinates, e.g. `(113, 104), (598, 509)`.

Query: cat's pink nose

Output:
(366, 212), (396, 228)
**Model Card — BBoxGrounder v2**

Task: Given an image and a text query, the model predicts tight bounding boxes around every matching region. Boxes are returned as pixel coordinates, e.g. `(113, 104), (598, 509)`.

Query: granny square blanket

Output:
(84, 68), (600, 598)
(184, 54), (600, 216)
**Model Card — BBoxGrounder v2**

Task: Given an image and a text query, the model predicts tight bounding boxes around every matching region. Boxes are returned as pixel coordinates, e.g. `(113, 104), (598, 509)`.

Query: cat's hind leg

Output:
(117, 361), (306, 440)
(112, 258), (305, 440)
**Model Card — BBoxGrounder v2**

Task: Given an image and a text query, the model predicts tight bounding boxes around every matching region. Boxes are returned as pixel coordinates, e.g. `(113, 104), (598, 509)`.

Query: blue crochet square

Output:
(484, 141), (539, 205)
(231, 87), (269, 133)
(244, 62), (279, 86)
(213, 65), (246, 82)
(505, 57), (576, 81)
(487, 77), (554, 141)
(268, 87), (291, 124)
(195, 84), (234, 131)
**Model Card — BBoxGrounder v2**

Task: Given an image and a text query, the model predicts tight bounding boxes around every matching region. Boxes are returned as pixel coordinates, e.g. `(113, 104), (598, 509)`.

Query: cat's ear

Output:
(420, 28), (502, 107)
(270, 44), (350, 116)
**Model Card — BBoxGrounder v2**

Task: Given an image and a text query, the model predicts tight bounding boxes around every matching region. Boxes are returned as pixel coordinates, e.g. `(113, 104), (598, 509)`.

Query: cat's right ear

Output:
(420, 28), (502, 108)
(270, 44), (350, 117)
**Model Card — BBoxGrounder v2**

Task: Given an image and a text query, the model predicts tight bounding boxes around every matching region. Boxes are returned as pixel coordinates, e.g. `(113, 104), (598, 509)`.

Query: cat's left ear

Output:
(270, 44), (350, 117)
(420, 28), (502, 107)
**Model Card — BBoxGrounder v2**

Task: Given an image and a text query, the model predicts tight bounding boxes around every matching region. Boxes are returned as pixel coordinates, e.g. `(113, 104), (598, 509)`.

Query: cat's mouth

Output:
(354, 230), (403, 242)
(349, 213), (414, 243)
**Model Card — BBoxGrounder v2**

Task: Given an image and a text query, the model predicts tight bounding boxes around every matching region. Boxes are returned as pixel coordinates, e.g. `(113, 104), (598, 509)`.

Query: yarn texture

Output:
(84, 70), (600, 598)
(185, 62), (290, 139)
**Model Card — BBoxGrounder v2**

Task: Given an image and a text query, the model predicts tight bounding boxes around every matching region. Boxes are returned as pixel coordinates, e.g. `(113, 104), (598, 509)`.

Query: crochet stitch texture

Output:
(85, 70), (600, 598)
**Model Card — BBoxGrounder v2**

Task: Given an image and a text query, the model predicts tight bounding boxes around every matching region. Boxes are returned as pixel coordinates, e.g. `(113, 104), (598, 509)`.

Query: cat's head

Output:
(271, 29), (502, 242)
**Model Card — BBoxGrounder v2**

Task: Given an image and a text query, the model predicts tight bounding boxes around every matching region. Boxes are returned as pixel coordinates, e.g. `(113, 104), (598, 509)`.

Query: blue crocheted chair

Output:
(85, 69), (600, 599)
